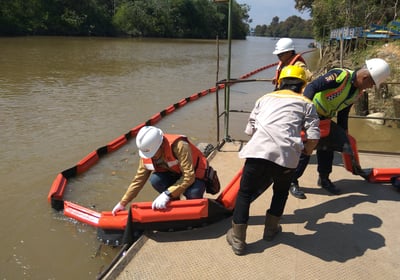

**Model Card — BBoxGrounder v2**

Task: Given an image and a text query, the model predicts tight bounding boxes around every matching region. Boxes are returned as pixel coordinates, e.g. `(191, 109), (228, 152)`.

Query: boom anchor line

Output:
(216, 78), (274, 86)
(215, 48), (319, 87)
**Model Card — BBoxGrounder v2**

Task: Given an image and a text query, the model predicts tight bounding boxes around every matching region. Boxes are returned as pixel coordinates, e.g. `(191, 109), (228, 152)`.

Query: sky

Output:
(236, 0), (311, 27)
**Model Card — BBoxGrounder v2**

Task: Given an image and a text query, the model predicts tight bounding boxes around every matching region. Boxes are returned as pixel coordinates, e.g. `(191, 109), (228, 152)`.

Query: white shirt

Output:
(240, 89), (320, 168)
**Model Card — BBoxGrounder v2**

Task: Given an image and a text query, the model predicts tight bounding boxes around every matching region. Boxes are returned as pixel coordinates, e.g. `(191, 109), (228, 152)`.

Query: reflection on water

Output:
(1, 36), (399, 279)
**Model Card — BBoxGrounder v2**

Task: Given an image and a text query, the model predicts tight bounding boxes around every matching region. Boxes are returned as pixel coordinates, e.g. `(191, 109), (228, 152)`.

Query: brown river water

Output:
(1, 36), (399, 279)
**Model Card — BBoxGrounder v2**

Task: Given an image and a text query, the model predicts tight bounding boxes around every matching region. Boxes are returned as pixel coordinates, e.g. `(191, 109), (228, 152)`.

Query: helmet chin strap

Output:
(153, 142), (164, 159)
(279, 82), (304, 93)
(356, 89), (367, 100)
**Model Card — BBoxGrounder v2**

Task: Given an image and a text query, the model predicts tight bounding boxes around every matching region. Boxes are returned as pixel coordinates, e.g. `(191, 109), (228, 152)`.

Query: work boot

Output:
(317, 174), (341, 195)
(226, 222), (247, 255)
(350, 158), (369, 180)
(289, 182), (307, 199)
(263, 212), (282, 241)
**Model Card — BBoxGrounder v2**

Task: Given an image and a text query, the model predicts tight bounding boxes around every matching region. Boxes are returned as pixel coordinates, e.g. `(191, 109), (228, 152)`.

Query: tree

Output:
(252, 16), (313, 38)
(0, 0), (250, 38)
(269, 16), (280, 37)
(294, 0), (313, 12)
(0, 0), (46, 35)
(294, 0), (400, 40)
(213, 0), (249, 39)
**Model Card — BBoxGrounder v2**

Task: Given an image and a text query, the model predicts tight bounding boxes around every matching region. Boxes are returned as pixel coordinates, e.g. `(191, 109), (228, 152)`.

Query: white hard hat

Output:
(273, 38), (295, 55)
(136, 126), (164, 158)
(365, 58), (390, 87)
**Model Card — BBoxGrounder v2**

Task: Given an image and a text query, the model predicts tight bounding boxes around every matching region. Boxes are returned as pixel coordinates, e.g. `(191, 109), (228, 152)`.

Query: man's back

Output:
(240, 89), (319, 168)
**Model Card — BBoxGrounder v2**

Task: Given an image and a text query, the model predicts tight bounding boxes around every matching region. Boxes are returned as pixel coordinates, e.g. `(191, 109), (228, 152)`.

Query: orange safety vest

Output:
(142, 134), (208, 179)
(274, 53), (307, 83)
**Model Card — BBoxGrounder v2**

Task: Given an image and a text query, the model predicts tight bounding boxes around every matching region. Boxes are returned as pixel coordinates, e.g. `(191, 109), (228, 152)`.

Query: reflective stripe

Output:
(313, 69), (358, 118)
(143, 163), (155, 170)
(167, 159), (179, 168)
(142, 134), (208, 179)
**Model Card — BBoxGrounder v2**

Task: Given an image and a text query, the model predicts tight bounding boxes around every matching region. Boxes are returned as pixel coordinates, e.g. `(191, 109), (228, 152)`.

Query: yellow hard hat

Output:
(278, 65), (307, 85)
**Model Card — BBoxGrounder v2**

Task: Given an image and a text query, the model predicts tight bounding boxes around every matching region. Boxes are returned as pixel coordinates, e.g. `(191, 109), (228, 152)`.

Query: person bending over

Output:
(290, 58), (390, 199)
(226, 65), (320, 255)
(112, 126), (208, 214)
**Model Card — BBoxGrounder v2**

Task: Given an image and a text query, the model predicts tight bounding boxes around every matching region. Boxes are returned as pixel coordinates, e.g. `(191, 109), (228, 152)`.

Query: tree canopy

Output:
(252, 16), (313, 38)
(3, 0), (398, 40)
(0, 0), (250, 39)
(294, 0), (400, 40)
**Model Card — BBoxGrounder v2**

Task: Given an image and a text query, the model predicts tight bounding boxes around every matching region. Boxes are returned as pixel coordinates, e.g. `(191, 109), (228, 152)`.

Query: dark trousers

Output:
(293, 121), (351, 183)
(233, 158), (295, 224)
(150, 172), (206, 199)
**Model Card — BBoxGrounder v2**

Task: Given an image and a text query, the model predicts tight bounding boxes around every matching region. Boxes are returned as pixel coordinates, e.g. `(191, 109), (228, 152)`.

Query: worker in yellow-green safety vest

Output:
(290, 58), (391, 199)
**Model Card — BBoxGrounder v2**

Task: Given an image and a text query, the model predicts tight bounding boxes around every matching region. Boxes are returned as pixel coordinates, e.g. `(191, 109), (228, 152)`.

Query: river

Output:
(1, 36), (399, 279)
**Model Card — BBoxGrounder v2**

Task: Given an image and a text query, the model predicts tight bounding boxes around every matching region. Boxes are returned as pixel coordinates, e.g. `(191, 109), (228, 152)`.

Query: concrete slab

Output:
(106, 142), (400, 280)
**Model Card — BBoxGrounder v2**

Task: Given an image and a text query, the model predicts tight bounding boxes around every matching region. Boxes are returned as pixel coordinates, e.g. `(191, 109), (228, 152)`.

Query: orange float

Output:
(47, 64), (281, 245)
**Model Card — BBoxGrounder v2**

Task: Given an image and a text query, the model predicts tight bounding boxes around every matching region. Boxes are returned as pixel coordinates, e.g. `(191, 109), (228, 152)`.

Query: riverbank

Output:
(315, 40), (400, 128)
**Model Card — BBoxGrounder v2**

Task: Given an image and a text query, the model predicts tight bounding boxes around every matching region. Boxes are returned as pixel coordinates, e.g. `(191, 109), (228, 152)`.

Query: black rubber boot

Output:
(317, 174), (341, 194)
(289, 182), (307, 199)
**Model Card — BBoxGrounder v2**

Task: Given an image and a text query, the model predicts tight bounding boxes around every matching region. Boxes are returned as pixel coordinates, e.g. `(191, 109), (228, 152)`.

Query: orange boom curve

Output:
(47, 63), (279, 245)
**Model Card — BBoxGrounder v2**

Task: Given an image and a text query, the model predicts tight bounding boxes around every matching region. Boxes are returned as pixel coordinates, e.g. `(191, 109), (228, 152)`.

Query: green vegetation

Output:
(0, 0), (250, 39)
(2, 1), (398, 40)
(252, 16), (313, 38)
(294, 0), (400, 40)
(252, 0), (400, 39)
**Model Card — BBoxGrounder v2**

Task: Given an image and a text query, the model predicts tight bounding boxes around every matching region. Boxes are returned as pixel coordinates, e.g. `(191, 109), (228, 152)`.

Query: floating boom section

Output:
(217, 168), (242, 211)
(47, 63), (278, 239)
(47, 60), (400, 246)
(342, 134), (360, 173)
(64, 193), (233, 232)
(342, 134), (400, 182)
(65, 197), (232, 246)
(368, 168), (400, 183)
(64, 201), (103, 227)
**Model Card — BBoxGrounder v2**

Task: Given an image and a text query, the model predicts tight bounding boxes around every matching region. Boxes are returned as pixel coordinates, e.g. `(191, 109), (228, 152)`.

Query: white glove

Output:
(152, 192), (170, 210)
(112, 202), (125, 216)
